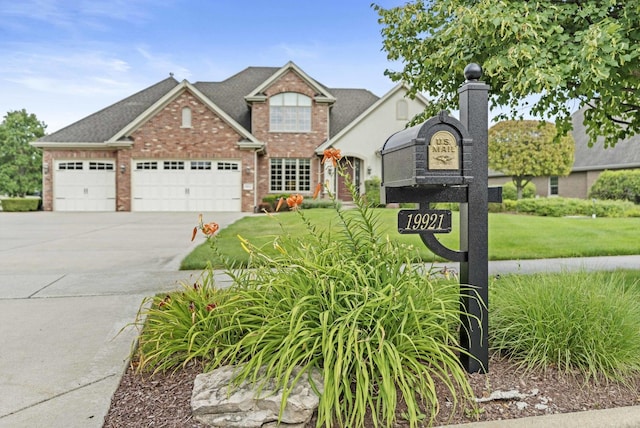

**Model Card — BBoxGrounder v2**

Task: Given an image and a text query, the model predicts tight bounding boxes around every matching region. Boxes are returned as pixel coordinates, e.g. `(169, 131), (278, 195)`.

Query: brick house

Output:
(488, 108), (640, 198)
(33, 62), (428, 212)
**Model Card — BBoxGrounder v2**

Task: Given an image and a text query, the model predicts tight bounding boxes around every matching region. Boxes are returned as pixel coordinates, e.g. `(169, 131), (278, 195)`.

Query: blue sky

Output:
(0, 0), (408, 133)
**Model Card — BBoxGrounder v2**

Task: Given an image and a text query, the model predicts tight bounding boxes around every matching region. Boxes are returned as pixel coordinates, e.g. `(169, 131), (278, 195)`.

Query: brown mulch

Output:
(104, 354), (640, 428)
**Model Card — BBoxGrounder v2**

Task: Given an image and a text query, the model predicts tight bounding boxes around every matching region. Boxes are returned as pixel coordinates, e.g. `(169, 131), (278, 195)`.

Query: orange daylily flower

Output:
(192, 214), (219, 240)
(202, 222), (219, 236)
(286, 194), (304, 209)
(322, 148), (342, 166)
(276, 197), (285, 212)
(313, 182), (323, 199)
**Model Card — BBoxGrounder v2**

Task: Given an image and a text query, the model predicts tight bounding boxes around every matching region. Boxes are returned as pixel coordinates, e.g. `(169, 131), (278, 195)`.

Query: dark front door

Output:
(337, 157), (361, 202)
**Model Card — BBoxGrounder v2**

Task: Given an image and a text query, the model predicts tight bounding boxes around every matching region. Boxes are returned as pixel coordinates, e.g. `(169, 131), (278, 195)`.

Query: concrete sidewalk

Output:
(0, 212), (638, 427)
(0, 212), (246, 428)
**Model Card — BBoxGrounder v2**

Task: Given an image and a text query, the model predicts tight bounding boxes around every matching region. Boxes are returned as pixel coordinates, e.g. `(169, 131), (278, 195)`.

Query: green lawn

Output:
(181, 209), (640, 270)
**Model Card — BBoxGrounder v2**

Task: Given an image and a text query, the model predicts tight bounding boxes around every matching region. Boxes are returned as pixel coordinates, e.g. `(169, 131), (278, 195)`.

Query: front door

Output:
(337, 157), (361, 202)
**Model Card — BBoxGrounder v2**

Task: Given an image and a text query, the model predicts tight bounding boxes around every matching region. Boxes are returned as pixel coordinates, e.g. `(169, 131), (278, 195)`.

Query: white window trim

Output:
(181, 107), (192, 128)
(269, 93), (312, 133)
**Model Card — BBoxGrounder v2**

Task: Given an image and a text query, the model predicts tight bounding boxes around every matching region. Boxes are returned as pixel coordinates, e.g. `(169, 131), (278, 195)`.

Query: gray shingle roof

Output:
(571, 108), (640, 171)
(39, 77), (179, 143)
(37, 65), (380, 143)
(194, 67), (279, 132)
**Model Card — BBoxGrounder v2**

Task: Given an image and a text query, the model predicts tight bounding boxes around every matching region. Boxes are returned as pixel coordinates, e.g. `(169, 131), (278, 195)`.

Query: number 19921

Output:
(397, 210), (452, 234)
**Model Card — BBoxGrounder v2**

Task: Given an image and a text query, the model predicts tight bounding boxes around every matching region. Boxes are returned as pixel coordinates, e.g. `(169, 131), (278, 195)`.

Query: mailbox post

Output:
(380, 64), (499, 374)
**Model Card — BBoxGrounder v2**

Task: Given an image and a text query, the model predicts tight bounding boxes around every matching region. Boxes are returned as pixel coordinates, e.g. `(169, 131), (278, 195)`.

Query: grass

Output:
(181, 209), (640, 269)
(490, 270), (640, 381)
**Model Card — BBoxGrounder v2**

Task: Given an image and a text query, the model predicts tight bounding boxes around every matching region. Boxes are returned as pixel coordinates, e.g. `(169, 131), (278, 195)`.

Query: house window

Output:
(163, 161), (185, 170)
(270, 158), (311, 192)
(396, 99), (408, 120)
(217, 162), (239, 171)
(89, 162), (114, 171)
(136, 161), (158, 170)
(191, 161), (212, 170)
(181, 107), (192, 128)
(58, 162), (83, 170)
(550, 176), (559, 196)
(269, 93), (311, 132)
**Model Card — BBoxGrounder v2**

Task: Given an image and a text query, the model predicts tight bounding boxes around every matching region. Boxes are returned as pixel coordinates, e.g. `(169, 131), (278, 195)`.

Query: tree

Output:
(373, 0), (640, 148)
(488, 120), (574, 199)
(0, 110), (46, 197)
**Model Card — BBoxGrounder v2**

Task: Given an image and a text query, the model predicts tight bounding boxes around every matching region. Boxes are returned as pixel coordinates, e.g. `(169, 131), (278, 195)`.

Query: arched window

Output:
(181, 107), (192, 128)
(269, 92), (311, 132)
(396, 99), (408, 120)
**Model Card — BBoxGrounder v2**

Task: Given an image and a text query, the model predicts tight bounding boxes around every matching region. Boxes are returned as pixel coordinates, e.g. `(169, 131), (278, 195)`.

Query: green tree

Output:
(374, 1), (640, 148)
(488, 120), (574, 199)
(0, 110), (46, 197)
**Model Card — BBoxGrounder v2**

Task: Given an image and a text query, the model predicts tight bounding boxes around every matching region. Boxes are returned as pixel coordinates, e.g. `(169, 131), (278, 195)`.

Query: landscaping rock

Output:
(191, 365), (323, 428)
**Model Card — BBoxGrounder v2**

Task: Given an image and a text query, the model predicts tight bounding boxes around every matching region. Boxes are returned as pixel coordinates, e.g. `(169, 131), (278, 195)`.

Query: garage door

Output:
(54, 161), (116, 211)
(131, 160), (242, 211)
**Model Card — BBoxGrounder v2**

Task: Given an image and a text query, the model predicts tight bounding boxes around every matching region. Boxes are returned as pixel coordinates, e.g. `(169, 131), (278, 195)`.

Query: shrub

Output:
(300, 198), (338, 209)
(364, 176), (382, 207)
(1, 198), (40, 212)
(490, 271), (640, 381)
(500, 181), (536, 200)
(589, 169), (640, 203)
(261, 194), (291, 211)
(135, 161), (478, 427)
(514, 197), (635, 217)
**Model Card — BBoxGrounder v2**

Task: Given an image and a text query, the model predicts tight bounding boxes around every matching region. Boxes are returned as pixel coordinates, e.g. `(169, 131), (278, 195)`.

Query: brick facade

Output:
(250, 70), (329, 202)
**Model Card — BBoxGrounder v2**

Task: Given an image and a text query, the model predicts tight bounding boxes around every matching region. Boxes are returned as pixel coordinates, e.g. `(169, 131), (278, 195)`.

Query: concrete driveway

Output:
(0, 211), (247, 428)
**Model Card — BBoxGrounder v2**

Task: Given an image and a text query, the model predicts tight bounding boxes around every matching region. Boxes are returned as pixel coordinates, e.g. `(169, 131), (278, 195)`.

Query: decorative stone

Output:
(476, 389), (529, 403)
(191, 365), (323, 428)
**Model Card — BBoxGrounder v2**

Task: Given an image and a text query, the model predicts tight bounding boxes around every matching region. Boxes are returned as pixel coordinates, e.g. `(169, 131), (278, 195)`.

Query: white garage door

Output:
(54, 161), (116, 211)
(131, 160), (242, 211)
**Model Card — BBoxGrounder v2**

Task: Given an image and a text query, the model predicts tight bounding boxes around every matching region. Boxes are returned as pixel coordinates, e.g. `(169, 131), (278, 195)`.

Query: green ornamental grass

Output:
(134, 159), (479, 428)
(490, 271), (640, 381)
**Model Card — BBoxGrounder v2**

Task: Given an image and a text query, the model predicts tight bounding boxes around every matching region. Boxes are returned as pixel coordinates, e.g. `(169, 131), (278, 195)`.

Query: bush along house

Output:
(32, 61), (428, 212)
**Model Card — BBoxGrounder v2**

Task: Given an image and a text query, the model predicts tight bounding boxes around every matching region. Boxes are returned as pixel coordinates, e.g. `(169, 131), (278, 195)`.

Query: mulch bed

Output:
(104, 354), (640, 427)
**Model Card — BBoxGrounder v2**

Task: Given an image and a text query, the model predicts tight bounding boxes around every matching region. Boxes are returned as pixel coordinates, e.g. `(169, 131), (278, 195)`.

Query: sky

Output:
(0, 0), (411, 133)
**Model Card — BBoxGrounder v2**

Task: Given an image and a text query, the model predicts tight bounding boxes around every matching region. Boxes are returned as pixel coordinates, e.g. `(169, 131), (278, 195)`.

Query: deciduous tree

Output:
(488, 120), (574, 199)
(374, 0), (640, 147)
(0, 110), (46, 197)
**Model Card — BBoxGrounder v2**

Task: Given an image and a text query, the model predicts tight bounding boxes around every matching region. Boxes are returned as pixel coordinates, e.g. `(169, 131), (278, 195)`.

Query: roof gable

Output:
(317, 83), (428, 153)
(245, 61), (335, 103)
(110, 80), (259, 143)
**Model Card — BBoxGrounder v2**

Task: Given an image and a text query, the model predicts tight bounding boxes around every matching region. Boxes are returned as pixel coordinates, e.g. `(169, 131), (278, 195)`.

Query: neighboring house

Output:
(488, 108), (640, 198)
(32, 61), (428, 212)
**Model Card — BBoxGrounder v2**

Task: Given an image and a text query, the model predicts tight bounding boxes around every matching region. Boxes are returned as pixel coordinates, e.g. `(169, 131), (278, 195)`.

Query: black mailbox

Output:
(381, 111), (473, 190)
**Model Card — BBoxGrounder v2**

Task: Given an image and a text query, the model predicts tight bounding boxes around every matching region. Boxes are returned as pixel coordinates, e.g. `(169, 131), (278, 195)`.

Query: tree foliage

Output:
(488, 120), (574, 199)
(0, 110), (46, 197)
(373, 0), (640, 148)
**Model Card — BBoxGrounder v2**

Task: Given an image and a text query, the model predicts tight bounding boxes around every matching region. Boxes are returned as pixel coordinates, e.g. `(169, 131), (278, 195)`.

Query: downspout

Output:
(253, 149), (258, 212)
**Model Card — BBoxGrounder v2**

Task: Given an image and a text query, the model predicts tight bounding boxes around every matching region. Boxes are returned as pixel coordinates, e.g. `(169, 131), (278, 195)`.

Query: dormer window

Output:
(269, 92), (311, 132)
(181, 107), (192, 128)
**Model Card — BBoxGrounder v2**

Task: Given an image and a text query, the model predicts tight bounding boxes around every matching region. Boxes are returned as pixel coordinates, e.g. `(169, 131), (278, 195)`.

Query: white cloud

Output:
(274, 42), (321, 60)
(135, 46), (191, 80)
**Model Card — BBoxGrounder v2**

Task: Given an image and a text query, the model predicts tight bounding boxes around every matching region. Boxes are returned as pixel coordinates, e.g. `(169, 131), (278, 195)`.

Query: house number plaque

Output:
(397, 209), (452, 234)
(428, 130), (459, 170)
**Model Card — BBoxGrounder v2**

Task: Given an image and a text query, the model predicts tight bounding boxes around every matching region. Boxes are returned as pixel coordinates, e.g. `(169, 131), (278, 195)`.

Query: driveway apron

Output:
(0, 211), (247, 428)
